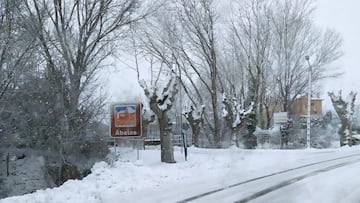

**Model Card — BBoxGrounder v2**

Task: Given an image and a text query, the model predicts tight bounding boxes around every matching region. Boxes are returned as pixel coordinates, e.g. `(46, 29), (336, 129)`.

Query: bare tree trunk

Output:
(184, 106), (203, 147)
(158, 113), (175, 163)
(139, 68), (178, 163)
(271, 0), (343, 111)
(328, 91), (357, 146)
(136, 0), (222, 148)
(338, 121), (348, 147)
(211, 88), (221, 148)
(148, 99), (176, 163)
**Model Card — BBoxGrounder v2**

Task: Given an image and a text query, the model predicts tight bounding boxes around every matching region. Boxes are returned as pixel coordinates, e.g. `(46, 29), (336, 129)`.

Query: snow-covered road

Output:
(250, 161), (360, 203)
(184, 154), (360, 203)
(2, 146), (360, 203)
(116, 150), (360, 203)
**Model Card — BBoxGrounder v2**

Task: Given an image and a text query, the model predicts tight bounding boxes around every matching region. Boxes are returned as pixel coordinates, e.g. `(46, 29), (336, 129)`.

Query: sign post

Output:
(110, 103), (142, 160)
(181, 122), (189, 161)
(273, 112), (288, 124)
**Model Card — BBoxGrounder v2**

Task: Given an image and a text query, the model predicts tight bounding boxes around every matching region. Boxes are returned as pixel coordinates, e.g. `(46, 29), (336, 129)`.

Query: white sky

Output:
(315, 0), (360, 108)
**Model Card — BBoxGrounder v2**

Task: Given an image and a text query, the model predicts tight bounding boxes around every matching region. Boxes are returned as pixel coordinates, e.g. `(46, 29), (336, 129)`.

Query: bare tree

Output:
(0, 1), (39, 145)
(228, 0), (342, 130)
(10, 1), (159, 183)
(175, 0), (225, 147)
(271, 0), (342, 111)
(228, 0), (273, 144)
(23, 0), (152, 152)
(137, 61), (178, 163)
(183, 105), (204, 147)
(262, 88), (282, 129)
(328, 91), (357, 147)
(0, 0), (37, 102)
(222, 93), (254, 147)
(137, 0), (260, 148)
(132, 0), (211, 147)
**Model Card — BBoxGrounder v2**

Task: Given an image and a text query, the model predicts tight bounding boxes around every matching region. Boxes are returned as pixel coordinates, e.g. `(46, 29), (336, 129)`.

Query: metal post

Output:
(6, 153), (9, 176)
(279, 125), (282, 149)
(182, 132), (188, 160)
(114, 138), (117, 161)
(178, 72), (187, 161)
(305, 56), (311, 149)
(137, 148), (140, 160)
(179, 77), (187, 161)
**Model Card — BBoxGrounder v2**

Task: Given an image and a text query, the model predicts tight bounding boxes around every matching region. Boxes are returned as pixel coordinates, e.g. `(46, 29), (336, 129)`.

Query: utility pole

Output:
(305, 55), (312, 149)
(178, 74), (187, 161)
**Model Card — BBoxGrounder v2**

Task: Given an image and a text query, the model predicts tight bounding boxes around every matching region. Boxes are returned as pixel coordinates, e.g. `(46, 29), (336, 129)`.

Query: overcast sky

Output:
(315, 0), (360, 96)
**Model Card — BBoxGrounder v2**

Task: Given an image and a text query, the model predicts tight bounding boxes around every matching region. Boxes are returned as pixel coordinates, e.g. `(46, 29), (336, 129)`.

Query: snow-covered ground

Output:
(1, 145), (360, 203)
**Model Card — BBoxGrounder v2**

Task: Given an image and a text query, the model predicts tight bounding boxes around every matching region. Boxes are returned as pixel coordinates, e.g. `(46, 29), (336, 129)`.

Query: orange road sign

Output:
(110, 103), (142, 137)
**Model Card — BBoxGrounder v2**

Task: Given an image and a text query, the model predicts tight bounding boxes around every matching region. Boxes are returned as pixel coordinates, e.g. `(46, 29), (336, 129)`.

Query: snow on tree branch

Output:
(183, 105), (204, 122)
(233, 101), (254, 128)
(222, 92), (254, 129)
(156, 72), (178, 111)
(222, 92), (229, 117)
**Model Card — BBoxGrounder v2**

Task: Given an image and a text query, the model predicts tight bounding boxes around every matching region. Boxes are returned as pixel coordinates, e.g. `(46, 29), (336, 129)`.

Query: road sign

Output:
(273, 112), (288, 124)
(110, 103), (142, 138)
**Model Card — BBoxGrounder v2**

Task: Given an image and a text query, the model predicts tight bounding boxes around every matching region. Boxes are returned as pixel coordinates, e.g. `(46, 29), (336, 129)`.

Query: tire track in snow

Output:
(177, 153), (360, 203)
(234, 158), (360, 203)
